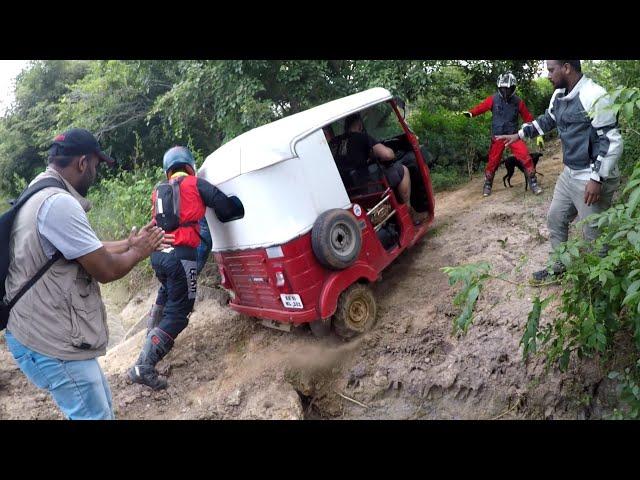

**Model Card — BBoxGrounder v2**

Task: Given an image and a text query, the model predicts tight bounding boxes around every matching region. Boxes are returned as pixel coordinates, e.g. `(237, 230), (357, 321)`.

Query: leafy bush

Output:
(608, 360), (640, 419)
(87, 166), (163, 240)
(527, 159), (640, 372)
(408, 106), (491, 181)
(522, 77), (554, 120)
(429, 169), (469, 191)
(87, 166), (165, 289)
(441, 262), (492, 333)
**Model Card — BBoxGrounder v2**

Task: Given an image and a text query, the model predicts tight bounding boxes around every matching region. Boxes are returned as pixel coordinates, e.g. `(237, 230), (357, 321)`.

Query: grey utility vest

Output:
(5, 168), (108, 360)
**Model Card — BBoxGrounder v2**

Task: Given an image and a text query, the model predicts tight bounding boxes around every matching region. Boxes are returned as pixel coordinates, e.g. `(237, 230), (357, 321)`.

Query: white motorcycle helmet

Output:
(497, 73), (517, 100)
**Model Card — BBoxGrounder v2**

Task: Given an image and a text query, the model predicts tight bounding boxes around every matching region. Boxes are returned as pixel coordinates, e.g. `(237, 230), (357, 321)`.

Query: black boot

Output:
(531, 262), (566, 284)
(128, 328), (174, 390)
(483, 175), (494, 197)
(145, 304), (165, 335)
(528, 172), (543, 195)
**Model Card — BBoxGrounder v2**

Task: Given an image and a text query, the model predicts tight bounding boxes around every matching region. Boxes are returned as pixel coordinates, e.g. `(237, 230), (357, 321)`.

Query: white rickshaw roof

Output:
(200, 87), (393, 184)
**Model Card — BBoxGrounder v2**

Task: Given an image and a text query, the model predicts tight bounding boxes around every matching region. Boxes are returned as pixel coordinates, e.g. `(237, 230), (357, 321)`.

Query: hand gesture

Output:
(129, 221), (165, 258)
(495, 134), (519, 147)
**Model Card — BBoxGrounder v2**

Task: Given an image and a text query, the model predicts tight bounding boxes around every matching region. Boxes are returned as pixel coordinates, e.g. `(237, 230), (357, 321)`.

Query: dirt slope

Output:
(0, 139), (619, 420)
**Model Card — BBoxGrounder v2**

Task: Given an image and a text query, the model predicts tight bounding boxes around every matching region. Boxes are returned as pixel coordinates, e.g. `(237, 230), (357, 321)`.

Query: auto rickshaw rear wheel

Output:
(312, 209), (362, 270)
(333, 283), (377, 339)
(309, 318), (332, 338)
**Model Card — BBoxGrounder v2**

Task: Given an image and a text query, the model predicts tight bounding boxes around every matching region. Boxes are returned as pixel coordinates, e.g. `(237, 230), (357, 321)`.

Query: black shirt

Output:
(329, 131), (378, 171)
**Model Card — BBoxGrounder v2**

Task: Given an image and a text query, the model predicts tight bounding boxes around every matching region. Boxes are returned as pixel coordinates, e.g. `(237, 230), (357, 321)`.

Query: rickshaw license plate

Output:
(280, 294), (304, 309)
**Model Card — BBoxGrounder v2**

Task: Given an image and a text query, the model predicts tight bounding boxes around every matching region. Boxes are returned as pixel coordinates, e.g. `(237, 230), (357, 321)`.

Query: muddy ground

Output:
(0, 140), (622, 420)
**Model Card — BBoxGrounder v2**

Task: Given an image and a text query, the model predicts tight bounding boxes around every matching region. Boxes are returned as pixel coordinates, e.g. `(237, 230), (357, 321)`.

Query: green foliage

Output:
(521, 295), (555, 360)
(526, 77), (555, 118)
(57, 60), (181, 172)
(605, 86), (640, 176)
(429, 169), (469, 191)
(459, 60), (542, 91)
(1, 59), (551, 198)
(409, 106), (491, 178)
(520, 81), (640, 376)
(441, 262), (492, 334)
(85, 167), (160, 295)
(608, 360), (640, 419)
(0, 60), (90, 195)
(87, 166), (163, 241)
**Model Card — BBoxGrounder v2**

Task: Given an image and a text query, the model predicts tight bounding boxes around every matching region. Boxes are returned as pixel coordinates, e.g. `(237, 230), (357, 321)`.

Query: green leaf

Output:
(627, 187), (640, 216)
(559, 349), (571, 372)
(623, 178), (640, 195)
(623, 101), (635, 120)
(612, 229), (630, 241)
(599, 272), (608, 286)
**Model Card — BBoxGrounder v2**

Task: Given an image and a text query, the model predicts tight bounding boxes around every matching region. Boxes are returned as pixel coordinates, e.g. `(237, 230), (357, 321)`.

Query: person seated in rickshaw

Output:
(328, 113), (424, 223)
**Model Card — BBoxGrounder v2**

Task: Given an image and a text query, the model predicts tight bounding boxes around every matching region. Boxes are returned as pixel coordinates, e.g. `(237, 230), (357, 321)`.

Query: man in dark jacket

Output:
(463, 73), (543, 197)
(128, 146), (244, 390)
(329, 113), (426, 223)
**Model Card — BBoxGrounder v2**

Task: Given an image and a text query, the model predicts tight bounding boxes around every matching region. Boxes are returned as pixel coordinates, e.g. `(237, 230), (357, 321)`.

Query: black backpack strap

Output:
(7, 251), (63, 309)
(5, 177), (68, 309)
(14, 177), (68, 208)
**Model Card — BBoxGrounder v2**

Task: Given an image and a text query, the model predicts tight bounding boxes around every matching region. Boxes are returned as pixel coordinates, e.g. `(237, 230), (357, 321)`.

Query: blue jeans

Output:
(4, 330), (115, 420)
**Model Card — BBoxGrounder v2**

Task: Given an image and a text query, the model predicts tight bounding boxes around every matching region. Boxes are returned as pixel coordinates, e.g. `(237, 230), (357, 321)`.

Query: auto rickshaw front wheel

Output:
(312, 209), (362, 270)
(333, 283), (377, 339)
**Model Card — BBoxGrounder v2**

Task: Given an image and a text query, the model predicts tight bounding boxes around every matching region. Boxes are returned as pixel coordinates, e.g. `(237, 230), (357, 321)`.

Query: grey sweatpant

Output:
(548, 167), (620, 250)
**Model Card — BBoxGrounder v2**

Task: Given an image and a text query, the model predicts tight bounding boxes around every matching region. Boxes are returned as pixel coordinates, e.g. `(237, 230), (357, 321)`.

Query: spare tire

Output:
(311, 208), (362, 270)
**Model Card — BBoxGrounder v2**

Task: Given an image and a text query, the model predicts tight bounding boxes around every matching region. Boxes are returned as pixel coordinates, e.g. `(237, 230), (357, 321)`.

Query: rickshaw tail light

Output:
(275, 271), (285, 287)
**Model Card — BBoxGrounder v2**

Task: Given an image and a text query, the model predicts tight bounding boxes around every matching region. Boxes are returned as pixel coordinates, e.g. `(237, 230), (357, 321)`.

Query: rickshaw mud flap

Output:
(260, 319), (292, 332)
(318, 262), (379, 319)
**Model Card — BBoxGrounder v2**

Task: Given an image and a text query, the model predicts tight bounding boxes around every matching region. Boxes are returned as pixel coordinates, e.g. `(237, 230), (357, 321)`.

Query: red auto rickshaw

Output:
(199, 88), (435, 338)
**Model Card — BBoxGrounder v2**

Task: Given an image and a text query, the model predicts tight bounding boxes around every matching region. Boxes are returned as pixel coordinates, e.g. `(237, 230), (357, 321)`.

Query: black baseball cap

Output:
(49, 128), (116, 166)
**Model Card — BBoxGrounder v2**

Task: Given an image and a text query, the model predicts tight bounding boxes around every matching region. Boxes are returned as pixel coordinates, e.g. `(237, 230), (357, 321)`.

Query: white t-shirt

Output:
(37, 193), (103, 260)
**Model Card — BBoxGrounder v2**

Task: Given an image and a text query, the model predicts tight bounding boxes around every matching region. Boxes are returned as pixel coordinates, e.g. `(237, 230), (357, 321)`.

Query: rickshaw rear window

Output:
(326, 102), (404, 141)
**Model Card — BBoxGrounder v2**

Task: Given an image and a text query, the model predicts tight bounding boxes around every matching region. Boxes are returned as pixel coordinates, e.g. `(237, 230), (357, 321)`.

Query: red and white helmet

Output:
(497, 73), (517, 89)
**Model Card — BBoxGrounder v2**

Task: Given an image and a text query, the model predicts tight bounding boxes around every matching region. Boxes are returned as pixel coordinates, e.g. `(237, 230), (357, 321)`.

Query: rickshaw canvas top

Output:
(200, 87), (393, 185)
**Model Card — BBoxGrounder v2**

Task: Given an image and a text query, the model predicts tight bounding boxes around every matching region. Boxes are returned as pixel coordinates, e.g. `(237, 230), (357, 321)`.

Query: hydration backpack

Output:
(154, 176), (186, 232)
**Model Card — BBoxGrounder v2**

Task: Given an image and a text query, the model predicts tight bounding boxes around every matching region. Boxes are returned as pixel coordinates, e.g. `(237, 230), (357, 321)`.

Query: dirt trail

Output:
(0, 140), (619, 419)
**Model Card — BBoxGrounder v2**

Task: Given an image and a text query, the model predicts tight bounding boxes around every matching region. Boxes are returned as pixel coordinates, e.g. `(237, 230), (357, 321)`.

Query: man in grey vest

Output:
(3, 128), (170, 420)
(496, 61), (623, 283)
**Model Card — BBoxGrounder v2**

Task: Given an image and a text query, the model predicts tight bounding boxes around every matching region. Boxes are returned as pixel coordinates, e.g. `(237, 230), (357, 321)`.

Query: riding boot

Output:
(146, 303), (165, 335)
(527, 172), (543, 195)
(483, 174), (494, 197)
(128, 327), (174, 390)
